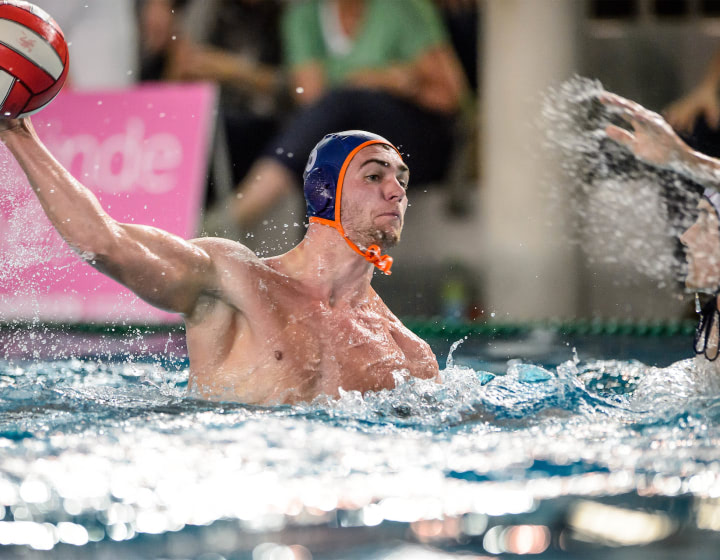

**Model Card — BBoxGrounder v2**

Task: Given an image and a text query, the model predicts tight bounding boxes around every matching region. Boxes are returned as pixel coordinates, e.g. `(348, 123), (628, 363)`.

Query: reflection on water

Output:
(1, 338), (720, 556)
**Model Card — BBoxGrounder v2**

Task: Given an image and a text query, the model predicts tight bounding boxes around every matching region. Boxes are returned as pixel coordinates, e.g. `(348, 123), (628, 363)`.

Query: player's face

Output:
(340, 145), (409, 249)
(680, 199), (720, 291)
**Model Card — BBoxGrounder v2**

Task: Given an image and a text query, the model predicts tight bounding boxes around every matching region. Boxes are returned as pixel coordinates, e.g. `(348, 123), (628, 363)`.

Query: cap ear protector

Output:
(705, 188), (720, 220)
(302, 130), (403, 274)
(304, 165), (339, 220)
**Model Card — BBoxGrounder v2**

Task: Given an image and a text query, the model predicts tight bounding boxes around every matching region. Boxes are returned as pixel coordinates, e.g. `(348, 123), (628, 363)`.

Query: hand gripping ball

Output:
(0, 0), (68, 118)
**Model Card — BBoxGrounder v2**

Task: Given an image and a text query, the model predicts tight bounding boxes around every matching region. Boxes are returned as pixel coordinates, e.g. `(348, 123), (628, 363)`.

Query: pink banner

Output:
(0, 83), (217, 323)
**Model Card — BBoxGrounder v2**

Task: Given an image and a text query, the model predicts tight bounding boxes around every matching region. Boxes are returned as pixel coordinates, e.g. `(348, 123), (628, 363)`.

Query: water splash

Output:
(1, 351), (720, 550)
(445, 335), (468, 369)
(541, 76), (703, 286)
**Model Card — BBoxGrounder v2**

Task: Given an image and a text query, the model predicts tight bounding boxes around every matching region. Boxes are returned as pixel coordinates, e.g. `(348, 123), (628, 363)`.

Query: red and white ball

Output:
(0, 0), (68, 119)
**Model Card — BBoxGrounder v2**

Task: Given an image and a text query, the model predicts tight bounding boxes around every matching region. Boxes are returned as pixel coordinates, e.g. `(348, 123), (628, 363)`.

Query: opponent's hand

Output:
(600, 92), (691, 167)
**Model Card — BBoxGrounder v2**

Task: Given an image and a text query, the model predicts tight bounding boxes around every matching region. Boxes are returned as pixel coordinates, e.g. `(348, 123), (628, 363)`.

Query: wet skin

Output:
(0, 121), (439, 404)
(185, 241), (439, 403)
(600, 93), (720, 363)
(599, 93), (720, 292)
(186, 144), (438, 403)
(680, 199), (720, 292)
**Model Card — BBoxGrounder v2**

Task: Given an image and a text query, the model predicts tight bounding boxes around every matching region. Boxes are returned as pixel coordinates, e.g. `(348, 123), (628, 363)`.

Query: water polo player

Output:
(0, 121), (439, 403)
(681, 190), (720, 361)
(602, 92), (720, 363)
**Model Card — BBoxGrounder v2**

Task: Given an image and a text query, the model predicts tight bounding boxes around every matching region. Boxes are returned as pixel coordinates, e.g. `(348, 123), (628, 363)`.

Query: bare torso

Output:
(183, 238), (439, 404)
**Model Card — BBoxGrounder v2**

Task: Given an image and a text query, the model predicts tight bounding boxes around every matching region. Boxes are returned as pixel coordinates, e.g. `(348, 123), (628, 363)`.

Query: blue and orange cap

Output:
(303, 130), (402, 275)
(704, 188), (720, 220)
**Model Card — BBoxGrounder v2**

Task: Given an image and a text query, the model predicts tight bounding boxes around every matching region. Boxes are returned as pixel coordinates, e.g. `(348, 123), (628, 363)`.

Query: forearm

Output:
(227, 56), (280, 95)
(349, 48), (464, 114)
(413, 47), (466, 114)
(290, 64), (325, 105)
(349, 64), (418, 100)
(0, 120), (218, 315)
(0, 122), (118, 257)
(676, 145), (720, 189)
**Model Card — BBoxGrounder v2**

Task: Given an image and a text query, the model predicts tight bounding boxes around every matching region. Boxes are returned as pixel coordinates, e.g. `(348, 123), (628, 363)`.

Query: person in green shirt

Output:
(219, 0), (467, 229)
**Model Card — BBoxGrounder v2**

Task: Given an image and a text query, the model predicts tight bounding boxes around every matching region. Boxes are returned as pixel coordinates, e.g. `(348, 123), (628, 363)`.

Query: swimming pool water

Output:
(1, 328), (720, 559)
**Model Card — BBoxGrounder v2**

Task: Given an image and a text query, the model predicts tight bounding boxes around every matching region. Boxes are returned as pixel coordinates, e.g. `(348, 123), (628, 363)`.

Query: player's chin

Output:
(376, 227), (401, 248)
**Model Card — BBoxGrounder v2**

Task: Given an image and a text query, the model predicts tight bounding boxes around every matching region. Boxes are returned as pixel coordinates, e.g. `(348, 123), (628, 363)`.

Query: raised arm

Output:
(601, 92), (720, 187)
(0, 118), (217, 317)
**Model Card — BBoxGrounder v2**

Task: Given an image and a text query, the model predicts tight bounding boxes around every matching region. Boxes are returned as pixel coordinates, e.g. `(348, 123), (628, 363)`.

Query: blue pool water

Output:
(2, 327), (720, 559)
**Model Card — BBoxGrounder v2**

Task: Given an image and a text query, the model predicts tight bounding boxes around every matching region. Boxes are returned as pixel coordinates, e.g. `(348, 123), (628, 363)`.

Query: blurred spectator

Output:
(34, 0), (138, 90)
(434, 0), (479, 93)
(664, 47), (720, 158)
(222, 0), (468, 229)
(136, 0), (287, 203)
(136, 0), (184, 82)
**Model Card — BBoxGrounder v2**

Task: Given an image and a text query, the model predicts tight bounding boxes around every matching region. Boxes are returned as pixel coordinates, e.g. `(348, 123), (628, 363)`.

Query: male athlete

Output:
(0, 120), (439, 403)
(601, 92), (720, 363)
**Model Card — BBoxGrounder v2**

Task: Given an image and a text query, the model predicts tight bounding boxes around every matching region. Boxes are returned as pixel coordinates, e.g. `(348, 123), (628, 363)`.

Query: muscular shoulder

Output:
(189, 237), (265, 298)
(190, 237), (259, 267)
(372, 292), (432, 349)
(374, 298), (439, 379)
(182, 237), (265, 323)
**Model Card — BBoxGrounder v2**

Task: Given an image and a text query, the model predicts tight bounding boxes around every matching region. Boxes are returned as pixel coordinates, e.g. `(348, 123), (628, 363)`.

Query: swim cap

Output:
(705, 188), (720, 220)
(302, 130), (403, 274)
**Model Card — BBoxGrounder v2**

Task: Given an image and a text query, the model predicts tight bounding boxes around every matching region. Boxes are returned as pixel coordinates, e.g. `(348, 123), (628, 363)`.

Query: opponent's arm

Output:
(0, 118), (217, 316)
(601, 92), (720, 186)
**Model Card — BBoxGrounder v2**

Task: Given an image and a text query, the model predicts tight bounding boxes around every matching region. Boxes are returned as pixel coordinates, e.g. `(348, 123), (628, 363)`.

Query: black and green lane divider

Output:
(0, 318), (698, 339)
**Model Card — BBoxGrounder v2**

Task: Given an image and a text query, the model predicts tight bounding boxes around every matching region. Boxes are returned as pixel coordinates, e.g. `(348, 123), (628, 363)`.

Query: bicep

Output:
(92, 224), (217, 315)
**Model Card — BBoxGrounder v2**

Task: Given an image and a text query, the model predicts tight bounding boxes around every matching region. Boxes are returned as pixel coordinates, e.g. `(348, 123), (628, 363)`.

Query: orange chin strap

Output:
(310, 216), (393, 275)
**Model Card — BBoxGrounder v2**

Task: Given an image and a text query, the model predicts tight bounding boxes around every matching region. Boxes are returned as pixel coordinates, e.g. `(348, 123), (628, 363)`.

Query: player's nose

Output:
(382, 176), (405, 200)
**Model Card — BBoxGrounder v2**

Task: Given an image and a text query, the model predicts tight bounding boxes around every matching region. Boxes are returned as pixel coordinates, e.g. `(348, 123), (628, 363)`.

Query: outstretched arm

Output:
(0, 119), (217, 316)
(601, 92), (720, 186)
